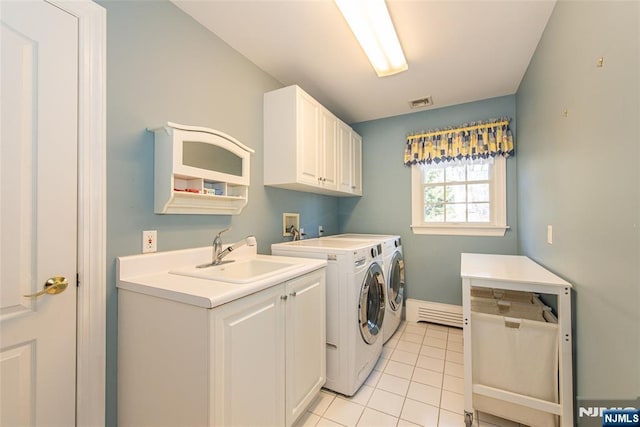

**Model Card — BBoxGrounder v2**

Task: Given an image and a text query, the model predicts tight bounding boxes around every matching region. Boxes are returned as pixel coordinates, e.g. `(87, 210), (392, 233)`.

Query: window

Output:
(411, 157), (508, 236)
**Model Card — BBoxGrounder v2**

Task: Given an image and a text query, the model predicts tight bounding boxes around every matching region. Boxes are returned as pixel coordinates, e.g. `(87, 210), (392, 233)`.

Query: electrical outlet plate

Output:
(283, 213), (300, 236)
(142, 230), (157, 253)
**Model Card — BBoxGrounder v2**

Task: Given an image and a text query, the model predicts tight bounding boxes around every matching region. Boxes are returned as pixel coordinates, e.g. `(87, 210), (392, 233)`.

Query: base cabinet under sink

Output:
(118, 269), (326, 427)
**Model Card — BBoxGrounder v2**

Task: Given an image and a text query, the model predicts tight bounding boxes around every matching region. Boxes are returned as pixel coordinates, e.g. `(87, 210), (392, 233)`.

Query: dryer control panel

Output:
(370, 243), (382, 258)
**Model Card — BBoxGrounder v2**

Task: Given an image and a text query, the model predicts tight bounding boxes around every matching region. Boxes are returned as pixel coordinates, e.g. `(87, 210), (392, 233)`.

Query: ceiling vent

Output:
(409, 96), (433, 109)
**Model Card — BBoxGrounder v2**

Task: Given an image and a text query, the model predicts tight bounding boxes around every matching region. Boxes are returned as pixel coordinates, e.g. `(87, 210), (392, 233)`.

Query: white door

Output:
(1, 1), (78, 425)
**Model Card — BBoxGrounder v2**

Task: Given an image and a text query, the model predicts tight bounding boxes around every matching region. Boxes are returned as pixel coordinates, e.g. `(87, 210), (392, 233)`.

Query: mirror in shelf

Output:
(182, 141), (243, 177)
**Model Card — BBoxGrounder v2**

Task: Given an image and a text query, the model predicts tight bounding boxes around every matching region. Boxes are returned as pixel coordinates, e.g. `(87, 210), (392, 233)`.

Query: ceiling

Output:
(172, 0), (556, 124)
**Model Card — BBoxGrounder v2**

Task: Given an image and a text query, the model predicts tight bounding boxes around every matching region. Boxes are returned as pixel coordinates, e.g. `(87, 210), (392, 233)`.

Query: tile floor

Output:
(295, 321), (527, 427)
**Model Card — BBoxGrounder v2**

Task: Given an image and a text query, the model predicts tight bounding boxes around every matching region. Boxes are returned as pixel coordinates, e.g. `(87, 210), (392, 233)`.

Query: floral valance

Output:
(403, 117), (514, 166)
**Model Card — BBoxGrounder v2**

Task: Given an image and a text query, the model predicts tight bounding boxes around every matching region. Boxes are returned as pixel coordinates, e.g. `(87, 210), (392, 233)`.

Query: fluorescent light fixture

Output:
(335, 0), (408, 77)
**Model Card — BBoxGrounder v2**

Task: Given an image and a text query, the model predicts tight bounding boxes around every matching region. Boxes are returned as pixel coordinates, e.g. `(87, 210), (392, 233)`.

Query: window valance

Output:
(404, 117), (514, 166)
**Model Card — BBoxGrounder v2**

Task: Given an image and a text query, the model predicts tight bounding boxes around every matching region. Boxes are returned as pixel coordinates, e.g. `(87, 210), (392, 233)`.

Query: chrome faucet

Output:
(197, 227), (257, 268)
(212, 227), (230, 263)
(214, 235), (257, 264)
(288, 225), (300, 241)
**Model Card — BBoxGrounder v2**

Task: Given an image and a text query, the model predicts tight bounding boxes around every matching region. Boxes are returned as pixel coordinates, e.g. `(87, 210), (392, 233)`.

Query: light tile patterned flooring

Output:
(295, 321), (527, 427)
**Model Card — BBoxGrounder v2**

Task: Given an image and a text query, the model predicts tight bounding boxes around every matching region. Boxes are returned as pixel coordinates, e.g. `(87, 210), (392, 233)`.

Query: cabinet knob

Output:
(281, 294), (288, 300)
(290, 291), (297, 297)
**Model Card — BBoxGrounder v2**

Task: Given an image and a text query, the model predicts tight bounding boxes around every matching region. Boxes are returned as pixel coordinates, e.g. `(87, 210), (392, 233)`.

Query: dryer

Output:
(272, 238), (385, 396)
(323, 234), (405, 343)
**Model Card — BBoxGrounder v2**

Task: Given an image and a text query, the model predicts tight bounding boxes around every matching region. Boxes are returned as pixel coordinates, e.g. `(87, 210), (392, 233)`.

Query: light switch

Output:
(547, 225), (553, 245)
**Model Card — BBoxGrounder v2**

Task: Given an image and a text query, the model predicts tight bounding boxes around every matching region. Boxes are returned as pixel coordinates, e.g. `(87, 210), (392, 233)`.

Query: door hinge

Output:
(76, 273), (80, 287)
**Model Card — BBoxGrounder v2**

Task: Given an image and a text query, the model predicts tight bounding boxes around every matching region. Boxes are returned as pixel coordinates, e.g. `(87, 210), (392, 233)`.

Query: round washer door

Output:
(359, 262), (386, 344)
(388, 251), (405, 312)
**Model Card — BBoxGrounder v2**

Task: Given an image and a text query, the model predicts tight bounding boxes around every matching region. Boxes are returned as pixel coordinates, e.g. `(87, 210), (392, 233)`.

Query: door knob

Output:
(24, 276), (69, 298)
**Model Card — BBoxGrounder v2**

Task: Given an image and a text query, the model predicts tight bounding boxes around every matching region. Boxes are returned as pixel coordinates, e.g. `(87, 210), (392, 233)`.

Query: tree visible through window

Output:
(422, 163), (491, 223)
(410, 157), (507, 236)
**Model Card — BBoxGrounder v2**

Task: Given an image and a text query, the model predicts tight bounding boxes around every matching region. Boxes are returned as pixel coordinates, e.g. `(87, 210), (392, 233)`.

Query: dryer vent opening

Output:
(406, 299), (463, 328)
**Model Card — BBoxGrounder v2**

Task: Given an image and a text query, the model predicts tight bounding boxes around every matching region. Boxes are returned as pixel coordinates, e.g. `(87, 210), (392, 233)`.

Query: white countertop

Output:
(460, 253), (571, 288)
(117, 245), (327, 308)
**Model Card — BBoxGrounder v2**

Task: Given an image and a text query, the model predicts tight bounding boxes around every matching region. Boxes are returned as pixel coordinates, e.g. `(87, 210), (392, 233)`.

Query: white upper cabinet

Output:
(318, 108), (338, 191)
(296, 91), (320, 186)
(338, 122), (362, 196)
(149, 122), (254, 215)
(264, 85), (362, 197)
(351, 131), (362, 195)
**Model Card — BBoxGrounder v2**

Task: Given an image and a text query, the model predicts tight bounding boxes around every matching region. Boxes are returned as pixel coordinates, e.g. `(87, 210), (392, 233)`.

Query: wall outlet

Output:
(318, 225), (324, 236)
(142, 230), (157, 253)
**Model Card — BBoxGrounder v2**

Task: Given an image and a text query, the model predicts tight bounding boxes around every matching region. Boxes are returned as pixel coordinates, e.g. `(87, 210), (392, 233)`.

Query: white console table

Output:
(461, 253), (573, 427)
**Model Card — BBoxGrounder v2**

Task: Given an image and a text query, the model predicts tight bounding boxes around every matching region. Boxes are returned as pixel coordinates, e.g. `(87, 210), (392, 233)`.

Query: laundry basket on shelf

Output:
(471, 308), (559, 426)
(460, 253), (573, 427)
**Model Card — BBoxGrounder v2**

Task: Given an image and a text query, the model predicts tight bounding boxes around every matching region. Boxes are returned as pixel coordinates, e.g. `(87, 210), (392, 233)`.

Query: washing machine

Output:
(323, 234), (405, 343)
(271, 238), (385, 396)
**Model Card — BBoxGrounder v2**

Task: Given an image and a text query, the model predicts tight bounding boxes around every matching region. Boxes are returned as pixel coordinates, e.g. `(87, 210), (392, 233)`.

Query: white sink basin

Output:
(170, 258), (298, 284)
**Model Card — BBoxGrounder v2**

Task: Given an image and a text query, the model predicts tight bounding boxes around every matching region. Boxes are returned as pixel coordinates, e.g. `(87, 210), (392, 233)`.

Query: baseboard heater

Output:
(406, 298), (463, 328)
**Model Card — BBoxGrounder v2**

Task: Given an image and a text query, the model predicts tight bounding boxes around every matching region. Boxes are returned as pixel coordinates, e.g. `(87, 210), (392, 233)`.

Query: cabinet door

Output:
(319, 109), (338, 190)
(297, 92), (320, 185)
(212, 284), (286, 427)
(351, 132), (363, 195)
(285, 271), (326, 427)
(338, 124), (353, 193)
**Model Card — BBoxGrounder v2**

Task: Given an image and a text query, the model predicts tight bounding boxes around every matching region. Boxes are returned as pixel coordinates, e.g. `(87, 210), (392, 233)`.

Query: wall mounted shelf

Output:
(149, 122), (254, 215)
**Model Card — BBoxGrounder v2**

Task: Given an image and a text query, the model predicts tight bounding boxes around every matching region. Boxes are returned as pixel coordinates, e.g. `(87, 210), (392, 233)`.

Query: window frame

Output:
(410, 157), (509, 236)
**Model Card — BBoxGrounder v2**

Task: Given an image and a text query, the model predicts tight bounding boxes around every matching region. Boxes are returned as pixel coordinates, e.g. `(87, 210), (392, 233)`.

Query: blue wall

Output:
(340, 96), (519, 305)
(516, 0), (639, 400)
(101, 1), (339, 424)
(100, 0), (640, 424)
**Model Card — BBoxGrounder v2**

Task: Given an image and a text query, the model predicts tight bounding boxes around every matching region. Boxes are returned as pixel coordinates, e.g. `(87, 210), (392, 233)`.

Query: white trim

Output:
(48, 1), (107, 425)
(410, 157), (508, 237)
(411, 224), (509, 237)
(159, 121), (256, 154)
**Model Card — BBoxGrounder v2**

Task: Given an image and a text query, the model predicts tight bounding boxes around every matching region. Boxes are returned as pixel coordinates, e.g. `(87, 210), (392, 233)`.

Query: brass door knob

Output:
(24, 276), (69, 298)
